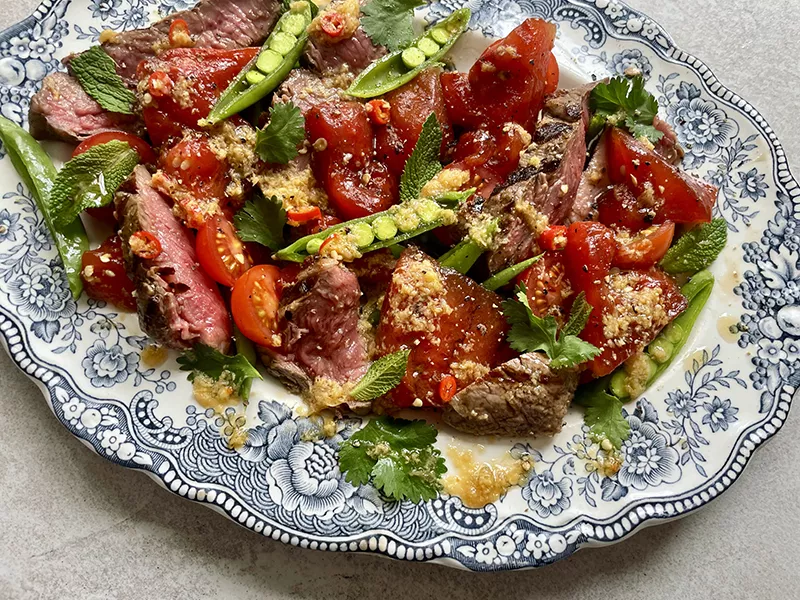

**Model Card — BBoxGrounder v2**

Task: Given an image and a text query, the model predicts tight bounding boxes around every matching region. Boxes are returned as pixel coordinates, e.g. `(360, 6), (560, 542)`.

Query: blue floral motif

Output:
(617, 409), (680, 491)
(665, 390), (696, 419)
(521, 470), (573, 517)
(735, 167), (768, 202)
(7, 261), (76, 342)
(702, 398), (739, 433)
(89, 0), (122, 20)
(607, 48), (652, 78)
(0, 209), (20, 242)
(82, 340), (138, 387)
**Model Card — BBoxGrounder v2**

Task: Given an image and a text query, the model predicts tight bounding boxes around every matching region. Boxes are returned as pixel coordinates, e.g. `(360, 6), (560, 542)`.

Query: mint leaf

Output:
(256, 102), (306, 165)
(574, 381), (630, 449)
(338, 416), (446, 502)
(50, 140), (139, 230)
(590, 76), (664, 144)
(503, 285), (600, 369)
(361, 0), (425, 52)
(177, 344), (262, 401)
(660, 218), (728, 274)
(234, 192), (287, 250)
(399, 113), (443, 202)
(350, 349), (410, 402)
(69, 46), (137, 114)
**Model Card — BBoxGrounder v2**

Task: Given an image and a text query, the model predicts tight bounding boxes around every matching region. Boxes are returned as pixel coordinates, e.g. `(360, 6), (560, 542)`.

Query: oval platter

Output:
(0, 0), (797, 571)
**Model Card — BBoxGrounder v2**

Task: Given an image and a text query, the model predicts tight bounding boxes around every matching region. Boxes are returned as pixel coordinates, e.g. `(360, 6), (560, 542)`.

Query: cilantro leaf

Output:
(361, 0), (425, 52)
(399, 113), (443, 202)
(255, 102), (306, 165)
(350, 349), (410, 402)
(338, 416), (446, 503)
(69, 46), (137, 114)
(660, 218), (728, 274)
(177, 344), (263, 401)
(590, 76), (664, 144)
(502, 286), (600, 369)
(50, 140), (140, 230)
(574, 380), (631, 449)
(234, 192), (287, 250)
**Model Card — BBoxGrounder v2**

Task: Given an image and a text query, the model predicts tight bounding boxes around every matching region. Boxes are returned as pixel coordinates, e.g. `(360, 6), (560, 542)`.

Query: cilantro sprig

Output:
(339, 416), (446, 502)
(361, 0), (425, 52)
(399, 113), (443, 202)
(574, 379), (630, 449)
(234, 192), (287, 250)
(255, 101), (306, 165)
(590, 75), (664, 144)
(502, 288), (601, 369)
(178, 344), (263, 401)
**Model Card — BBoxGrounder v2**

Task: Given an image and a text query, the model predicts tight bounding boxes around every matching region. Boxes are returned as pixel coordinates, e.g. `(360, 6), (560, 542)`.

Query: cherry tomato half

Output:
(517, 251), (572, 323)
(196, 214), (252, 287)
(614, 222), (675, 270)
(231, 265), (282, 348)
(73, 131), (157, 164)
(81, 235), (137, 311)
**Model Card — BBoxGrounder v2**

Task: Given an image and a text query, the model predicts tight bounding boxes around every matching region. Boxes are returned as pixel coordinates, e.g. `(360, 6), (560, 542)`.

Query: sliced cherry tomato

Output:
(447, 125), (529, 196)
(597, 184), (654, 231)
(438, 375), (458, 403)
(129, 231), (163, 260)
(231, 265), (282, 348)
(307, 101), (398, 220)
(365, 99), (391, 126)
(606, 127), (718, 225)
(137, 47), (259, 146)
(563, 221), (616, 293)
(538, 225), (568, 252)
(168, 18), (192, 47)
(319, 12), (346, 37)
(81, 235), (137, 311)
(517, 251), (572, 323)
(286, 206), (322, 224)
(277, 263), (303, 296)
(86, 205), (117, 226)
(73, 131), (157, 164)
(196, 214), (252, 287)
(614, 222), (675, 270)
(375, 69), (453, 176)
(544, 52), (560, 96)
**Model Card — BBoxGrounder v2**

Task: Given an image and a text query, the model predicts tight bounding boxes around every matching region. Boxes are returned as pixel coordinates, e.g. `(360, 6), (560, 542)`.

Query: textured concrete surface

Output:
(1, 1), (799, 599)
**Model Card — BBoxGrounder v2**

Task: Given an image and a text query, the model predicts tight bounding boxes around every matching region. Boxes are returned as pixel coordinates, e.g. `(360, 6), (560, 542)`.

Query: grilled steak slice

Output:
(116, 166), (232, 352)
(482, 85), (593, 273)
(569, 135), (610, 224)
(305, 27), (385, 75)
(28, 73), (143, 142)
(653, 116), (684, 166)
(443, 353), (577, 437)
(99, 0), (282, 83)
(272, 258), (369, 385)
(273, 68), (344, 114)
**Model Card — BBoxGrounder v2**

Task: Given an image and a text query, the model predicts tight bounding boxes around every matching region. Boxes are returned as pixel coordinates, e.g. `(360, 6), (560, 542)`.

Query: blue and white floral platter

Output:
(0, 0), (797, 571)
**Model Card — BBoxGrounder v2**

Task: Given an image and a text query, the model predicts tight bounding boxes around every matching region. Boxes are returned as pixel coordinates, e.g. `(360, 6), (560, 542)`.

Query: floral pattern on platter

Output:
(0, 0), (797, 571)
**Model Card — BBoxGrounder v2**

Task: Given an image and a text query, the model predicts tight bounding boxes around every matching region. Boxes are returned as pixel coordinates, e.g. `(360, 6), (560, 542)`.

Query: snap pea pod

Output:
(347, 8), (471, 98)
(0, 116), (88, 299)
(205, 1), (314, 125)
(234, 324), (258, 402)
(439, 239), (483, 275)
(274, 196), (458, 262)
(608, 270), (715, 400)
(482, 254), (542, 291)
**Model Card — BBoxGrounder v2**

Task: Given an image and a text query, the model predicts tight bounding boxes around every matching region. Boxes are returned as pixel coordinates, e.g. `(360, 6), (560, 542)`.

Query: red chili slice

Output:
(439, 375), (458, 403)
(129, 231), (163, 260)
(287, 206), (322, 224)
(365, 99), (391, 126)
(320, 12), (346, 37)
(168, 18), (192, 47)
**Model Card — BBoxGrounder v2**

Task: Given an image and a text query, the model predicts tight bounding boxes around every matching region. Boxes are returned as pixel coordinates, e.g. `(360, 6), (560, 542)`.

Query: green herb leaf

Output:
(502, 285), (601, 369)
(350, 349), (410, 402)
(590, 75), (663, 144)
(50, 140), (139, 230)
(234, 192), (287, 250)
(399, 113), (443, 202)
(177, 344), (262, 401)
(338, 416), (446, 502)
(660, 218), (728, 274)
(361, 0), (425, 52)
(69, 46), (137, 114)
(255, 101), (306, 165)
(574, 381), (630, 449)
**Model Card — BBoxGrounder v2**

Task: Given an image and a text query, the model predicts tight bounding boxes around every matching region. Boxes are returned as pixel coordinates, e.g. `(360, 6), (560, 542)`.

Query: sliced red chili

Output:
(439, 375), (458, 403)
(365, 99), (391, 126)
(318, 233), (339, 254)
(168, 18), (192, 47)
(287, 206), (322, 224)
(148, 71), (174, 98)
(129, 231), (163, 260)
(319, 12), (346, 37)
(538, 225), (568, 252)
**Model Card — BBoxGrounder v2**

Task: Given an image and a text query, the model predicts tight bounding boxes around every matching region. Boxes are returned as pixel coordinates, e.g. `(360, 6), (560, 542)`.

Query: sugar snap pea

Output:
(275, 196), (459, 262)
(347, 8), (471, 99)
(205, 1), (314, 125)
(439, 240), (483, 275)
(0, 116), (89, 299)
(482, 254), (543, 291)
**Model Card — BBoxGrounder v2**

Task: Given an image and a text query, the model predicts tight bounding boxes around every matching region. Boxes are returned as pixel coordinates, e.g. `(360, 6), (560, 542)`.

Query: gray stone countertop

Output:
(1, 1), (798, 598)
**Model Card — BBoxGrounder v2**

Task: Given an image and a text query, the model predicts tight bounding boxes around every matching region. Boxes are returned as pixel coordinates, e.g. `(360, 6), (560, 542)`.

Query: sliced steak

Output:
(99, 0), (282, 83)
(443, 353), (578, 437)
(569, 134), (610, 224)
(481, 85), (593, 273)
(270, 258), (369, 386)
(28, 73), (143, 142)
(116, 166), (232, 352)
(653, 116), (684, 166)
(273, 68), (344, 114)
(305, 27), (385, 75)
